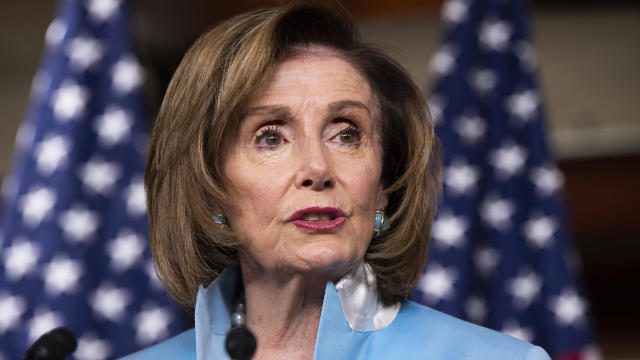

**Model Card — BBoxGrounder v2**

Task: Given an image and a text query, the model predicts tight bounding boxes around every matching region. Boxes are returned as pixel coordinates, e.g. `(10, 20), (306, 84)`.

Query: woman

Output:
(124, 4), (550, 360)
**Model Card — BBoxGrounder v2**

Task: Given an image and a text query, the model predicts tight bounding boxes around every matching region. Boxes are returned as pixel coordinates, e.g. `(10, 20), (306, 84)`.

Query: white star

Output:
(28, 309), (64, 342)
(507, 90), (539, 122)
(479, 19), (512, 52)
(66, 35), (103, 70)
(417, 264), (457, 304)
(16, 121), (35, 150)
(465, 296), (487, 324)
(51, 82), (89, 121)
(430, 45), (457, 76)
(441, 0), (468, 24)
(43, 255), (83, 295)
(432, 211), (468, 248)
(502, 320), (534, 343)
(2, 237), (40, 281)
(112, 56), (143, 94)
(145, 260), (163, 290)
(444, 159), (479, 195)
(45, 19), (66, 48)
(58, 205), (101, 242)
(488, 143), (528, 179)
(125, 177), (147, 216)
(90, 283), (132, 322)
(31, 70), (51, 99)
(135, 306), (172, 344)
(428, 96), (445, 126)
(507, 269), (542, 309)
(530, 165), (563, 196)
(514, 41), (538, 70)
(78, 158), (122, 195)
(94, 107), (132, 146)
(523, 215), (557, 249)
(469, 68), (497, 93)
(106, 230), (145, 272)
(454, 114), (486, 144)
(549, 289), (587, 326)
(75, 333), (113, 360)
(19, 187), (57, 227)
(86, 0), (120, 22)
(34, 135), (71, 175)
(474, 246), (501, 277)
(480, 195), (516, 231)
(0, 293), (26, 333)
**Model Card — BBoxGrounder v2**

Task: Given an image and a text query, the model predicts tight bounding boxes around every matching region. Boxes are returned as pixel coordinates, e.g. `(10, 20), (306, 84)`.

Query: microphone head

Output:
(225, 326), (257, 360)
(24, 327), (77, 360)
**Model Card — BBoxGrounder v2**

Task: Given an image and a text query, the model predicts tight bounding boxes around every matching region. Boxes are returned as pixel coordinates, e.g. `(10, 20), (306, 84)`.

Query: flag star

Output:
(470, 68), (498, 93)
(75, 334), (113, 360)
(428, 96), (445, 126)
(34, 135), (71, 175)
(31, 71), (52, 99)
(112, 56), (143, 94)
(78, 158), (122, 195)
(146, 260), (163, 290)
(135, 306), (172, 344)
(507, 270), (543, 309)
(488, 143), (528, 179)
(502, 321), (534, 343)
(126, 177), (147, 216)
(28, 309), (64, 342)
(417, 264), (457, 304)
(530, 165), (564, 196)
(58, 205), (101, 242)
(430, 45), (457, 76)
(454, 115), (486, 144)
(465, 296), (487, 324)
(94, 107), (132, 146)
(549, 289), (587, 326)
(106, 230), (145, 272)
(66, 35), (103, 70)
(19, 187), (57, 227)
(0, 293), (26, 333)
(51, 82), (89, 121)
(87, 0), (120, 22)
(474, 246), (501, 277)
(2, 237), (40, 281)
(43, 256), (83, 295)
(444, 160), (479, 195)
(480, 196), (516, 231)
(90, 283), (132, 322)
(442, 0), (468, 24)
(523, 215), (557, 249)
(45, 19), (67, 48)
(479, 20), (512, 52)
(515, 41), (538, 70)
(507, 90), (539, 122)
(432, 211), (468, 248)
(16, 121), (35, 150)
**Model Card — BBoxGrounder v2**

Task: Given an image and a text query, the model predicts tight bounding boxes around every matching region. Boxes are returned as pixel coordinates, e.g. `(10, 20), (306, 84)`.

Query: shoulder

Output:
(374, 301), (550, 360)
(119, 329), (196, 360)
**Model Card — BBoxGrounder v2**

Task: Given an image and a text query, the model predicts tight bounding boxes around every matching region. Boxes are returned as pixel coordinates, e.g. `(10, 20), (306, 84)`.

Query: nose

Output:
(295, 139), (334, 191)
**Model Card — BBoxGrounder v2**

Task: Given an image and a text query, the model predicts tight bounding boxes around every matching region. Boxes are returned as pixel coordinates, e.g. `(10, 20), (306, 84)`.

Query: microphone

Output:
(22, 327), (77, 360)
(225, 293), (257, 360)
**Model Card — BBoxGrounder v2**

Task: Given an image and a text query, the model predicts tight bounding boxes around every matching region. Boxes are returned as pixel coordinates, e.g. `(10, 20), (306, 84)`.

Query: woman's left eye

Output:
(333, 125), (363, 147)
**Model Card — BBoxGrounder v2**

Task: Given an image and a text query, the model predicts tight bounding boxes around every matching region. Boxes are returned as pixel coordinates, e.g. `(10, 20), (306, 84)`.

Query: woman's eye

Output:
(255, 126), (284, 149)
(335, 125), (362, 147)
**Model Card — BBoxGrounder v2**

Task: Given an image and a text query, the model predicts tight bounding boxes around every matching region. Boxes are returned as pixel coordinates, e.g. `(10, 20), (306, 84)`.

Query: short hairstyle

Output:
(145, 3), (441, 309)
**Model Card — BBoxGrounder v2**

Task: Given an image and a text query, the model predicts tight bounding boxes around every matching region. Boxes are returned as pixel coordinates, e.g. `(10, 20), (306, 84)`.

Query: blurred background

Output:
(0, 0), (638, 358)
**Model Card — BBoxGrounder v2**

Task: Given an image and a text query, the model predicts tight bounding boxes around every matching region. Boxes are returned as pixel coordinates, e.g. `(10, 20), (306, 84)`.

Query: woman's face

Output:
(223, 50), (387, 278)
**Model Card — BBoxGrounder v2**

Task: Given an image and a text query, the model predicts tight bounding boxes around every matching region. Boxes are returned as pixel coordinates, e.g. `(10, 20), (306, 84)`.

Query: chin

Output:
(294, 243), (362, 277)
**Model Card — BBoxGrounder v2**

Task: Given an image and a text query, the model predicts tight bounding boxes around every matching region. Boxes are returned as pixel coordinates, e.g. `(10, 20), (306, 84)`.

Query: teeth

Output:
(301, 213), (333, 222)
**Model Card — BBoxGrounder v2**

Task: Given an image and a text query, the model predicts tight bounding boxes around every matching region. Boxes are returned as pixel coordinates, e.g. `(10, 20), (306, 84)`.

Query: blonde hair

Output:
(145, 3), (441, 309)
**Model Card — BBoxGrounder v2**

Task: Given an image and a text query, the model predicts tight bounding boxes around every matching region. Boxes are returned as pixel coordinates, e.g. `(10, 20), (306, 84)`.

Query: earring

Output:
(374, 209), (388, 235)
(212, 214), (228, 231)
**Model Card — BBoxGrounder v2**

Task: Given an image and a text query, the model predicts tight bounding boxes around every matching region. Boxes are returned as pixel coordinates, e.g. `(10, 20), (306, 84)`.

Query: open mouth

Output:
(288, 207), (347, 231)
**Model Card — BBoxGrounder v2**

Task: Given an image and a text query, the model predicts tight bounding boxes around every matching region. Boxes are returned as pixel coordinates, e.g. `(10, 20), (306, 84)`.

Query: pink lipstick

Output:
(288, 206), (347, 232)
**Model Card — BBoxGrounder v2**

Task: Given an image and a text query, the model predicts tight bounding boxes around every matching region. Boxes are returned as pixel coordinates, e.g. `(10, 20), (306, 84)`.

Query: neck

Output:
(240, 262), (331, 360)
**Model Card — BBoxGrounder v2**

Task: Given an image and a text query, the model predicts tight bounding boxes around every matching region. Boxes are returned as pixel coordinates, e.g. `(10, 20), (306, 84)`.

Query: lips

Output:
(288, 206), (347, 232)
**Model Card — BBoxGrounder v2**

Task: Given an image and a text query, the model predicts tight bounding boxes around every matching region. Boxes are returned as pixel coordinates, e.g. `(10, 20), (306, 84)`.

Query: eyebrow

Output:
(244, 100), (371, 118)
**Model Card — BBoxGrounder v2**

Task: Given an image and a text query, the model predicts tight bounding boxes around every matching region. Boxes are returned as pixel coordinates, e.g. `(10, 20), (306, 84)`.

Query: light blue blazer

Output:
(122, 268), (550, 359)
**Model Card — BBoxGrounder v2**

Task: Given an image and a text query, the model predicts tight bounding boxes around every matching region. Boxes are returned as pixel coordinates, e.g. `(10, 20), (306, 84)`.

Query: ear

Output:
(375, 184), (388, 210)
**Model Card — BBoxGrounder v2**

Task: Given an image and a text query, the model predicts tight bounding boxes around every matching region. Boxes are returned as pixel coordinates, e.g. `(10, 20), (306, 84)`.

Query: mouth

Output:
(288, 207), (347, 232)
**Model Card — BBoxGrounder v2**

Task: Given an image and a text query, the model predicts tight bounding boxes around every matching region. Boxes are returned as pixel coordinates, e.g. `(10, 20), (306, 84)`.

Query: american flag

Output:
(412, 0), (599, 358)
(0, 0), (185, 358)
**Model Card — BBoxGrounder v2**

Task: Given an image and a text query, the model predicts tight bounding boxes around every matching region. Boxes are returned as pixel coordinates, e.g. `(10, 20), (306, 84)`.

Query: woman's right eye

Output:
(255, 126), (284, 149)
